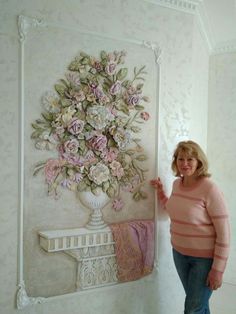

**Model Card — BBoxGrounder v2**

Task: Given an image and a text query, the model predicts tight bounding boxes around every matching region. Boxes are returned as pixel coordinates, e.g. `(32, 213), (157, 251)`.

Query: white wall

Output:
(208, 52), (236, 285)
(0, 0), (209, 313)
(190, 18), (209, 149)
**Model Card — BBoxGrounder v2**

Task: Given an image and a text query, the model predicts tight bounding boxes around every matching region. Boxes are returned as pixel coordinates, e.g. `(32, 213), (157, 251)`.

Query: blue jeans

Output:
(173, 248), (213, 314)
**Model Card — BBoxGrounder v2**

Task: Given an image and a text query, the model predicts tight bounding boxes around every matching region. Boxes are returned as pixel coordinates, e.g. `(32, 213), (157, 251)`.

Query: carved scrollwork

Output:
(16, 281), (45, 309)
(78, 256), (118, 289)
(142, 41), (161, 64)
(18, 15), (46, 42)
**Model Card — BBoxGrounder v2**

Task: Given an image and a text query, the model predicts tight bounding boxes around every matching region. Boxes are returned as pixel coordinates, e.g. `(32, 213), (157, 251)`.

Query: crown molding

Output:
(213, 41), (236, 55)
(195, 1), (214, 53)
(196, 2), (236, 54)
(144, 0), (236, 55)
(144, 0), (213, 53)
(144, 0), (202, 14)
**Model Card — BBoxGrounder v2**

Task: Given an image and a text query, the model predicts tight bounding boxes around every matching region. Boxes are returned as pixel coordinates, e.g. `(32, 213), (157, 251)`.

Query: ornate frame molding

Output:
(16, 14), (161, 309)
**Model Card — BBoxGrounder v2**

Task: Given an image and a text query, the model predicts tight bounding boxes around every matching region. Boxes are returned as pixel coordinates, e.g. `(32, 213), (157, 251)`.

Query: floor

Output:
(211, 282), (236, 314)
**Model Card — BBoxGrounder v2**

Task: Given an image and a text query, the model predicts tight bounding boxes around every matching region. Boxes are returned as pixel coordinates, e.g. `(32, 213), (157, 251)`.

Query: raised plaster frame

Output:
(16, 14), (161, 309)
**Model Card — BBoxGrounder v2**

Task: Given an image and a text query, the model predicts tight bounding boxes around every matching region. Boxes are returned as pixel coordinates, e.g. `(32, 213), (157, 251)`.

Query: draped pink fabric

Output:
(110, 219), (154, 282)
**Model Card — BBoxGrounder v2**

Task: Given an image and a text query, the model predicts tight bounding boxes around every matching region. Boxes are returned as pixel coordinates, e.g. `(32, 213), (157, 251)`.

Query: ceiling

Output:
(145, 0), (236, 54)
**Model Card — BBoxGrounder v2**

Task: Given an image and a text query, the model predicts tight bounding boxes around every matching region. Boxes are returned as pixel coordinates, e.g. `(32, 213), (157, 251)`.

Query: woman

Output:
(151, 140), (230, 314)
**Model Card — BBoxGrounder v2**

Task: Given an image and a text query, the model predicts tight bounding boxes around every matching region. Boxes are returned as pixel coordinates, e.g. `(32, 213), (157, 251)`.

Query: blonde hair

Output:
(171, 140), (211, 178)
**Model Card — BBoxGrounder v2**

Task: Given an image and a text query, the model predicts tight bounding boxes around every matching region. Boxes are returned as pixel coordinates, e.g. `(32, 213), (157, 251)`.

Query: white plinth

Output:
(38, 227), (118, 290)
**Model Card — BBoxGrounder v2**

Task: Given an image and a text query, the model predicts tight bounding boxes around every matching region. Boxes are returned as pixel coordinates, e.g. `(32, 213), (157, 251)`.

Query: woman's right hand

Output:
(150, 177), (168, 204)
(150, 177), (163, 190)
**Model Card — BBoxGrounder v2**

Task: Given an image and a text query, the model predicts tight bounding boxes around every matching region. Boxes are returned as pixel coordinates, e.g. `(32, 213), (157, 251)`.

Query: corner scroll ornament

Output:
(142, 41), (161, 64)
(16, 282), (45, 309)
(18, 15), (46, 42)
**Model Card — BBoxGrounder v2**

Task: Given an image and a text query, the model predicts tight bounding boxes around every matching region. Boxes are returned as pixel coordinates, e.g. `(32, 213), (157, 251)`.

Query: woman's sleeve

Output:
(157, 189), (169, 207)
(206, 184), (230, 274)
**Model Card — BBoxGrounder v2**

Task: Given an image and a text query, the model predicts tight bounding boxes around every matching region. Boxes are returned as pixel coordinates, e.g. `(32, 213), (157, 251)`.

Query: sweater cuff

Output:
(210, 268), (223, 281)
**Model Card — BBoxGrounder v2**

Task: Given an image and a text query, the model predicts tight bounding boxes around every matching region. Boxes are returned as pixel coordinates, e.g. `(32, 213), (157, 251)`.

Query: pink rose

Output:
(101, 147), (119, 163)
(112, 197), (124, 211)
(94, 86), (104, 99)
(110, 81), (122, 95)
(127, 94), (140, 107)
(140, 112), (150, 121)
(67, 118), (84, 135)
(94, 61), (103, 72)
(109, 160), (124, 179)
(44, 159), (64, 184)
(64, 138), (79, 154)
(105, 62), (116, 75)
(89, 135), (107, 152)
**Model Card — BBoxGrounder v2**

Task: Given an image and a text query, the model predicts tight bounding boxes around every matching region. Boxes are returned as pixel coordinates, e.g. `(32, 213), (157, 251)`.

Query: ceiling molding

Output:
(144, 0), (202, 14)
(195, 1), (214, 53)
(213, 41), (236, 55)
(197, 1), (236, 54)
(144, 0), (236, 55)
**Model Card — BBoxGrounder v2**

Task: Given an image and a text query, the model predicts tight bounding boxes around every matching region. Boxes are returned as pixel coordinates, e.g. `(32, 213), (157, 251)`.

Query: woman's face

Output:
(176, 152), (199, 178)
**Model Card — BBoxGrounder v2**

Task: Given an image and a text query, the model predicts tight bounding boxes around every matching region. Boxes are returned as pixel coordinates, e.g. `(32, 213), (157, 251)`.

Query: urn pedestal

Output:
(38, 227), (118, 290)
(78, 190), (110, 230)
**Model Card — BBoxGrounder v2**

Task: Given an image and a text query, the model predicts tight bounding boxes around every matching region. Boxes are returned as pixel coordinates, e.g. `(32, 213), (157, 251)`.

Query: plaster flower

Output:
(110, 81), (122, 95)
(67, 118), (85, 135)
(39, 131), (58, 144)
(113, 128), (131, 149)
(61, 107), (76, 125)
(105, 62), (117, 75)
(32, 50), (150, 204)
(88, 163), (110, 185)
(65, 72), (80, 87)
(45, 159), (64, 184)
(94, 85), (105, 100)
(75, 173), (83, 183)
(127, 94), (140, 107)
(42, 91), (60, 113)
(86, 105), (111, 130)
(127, 85), (136, 95)
(35, 131), (58, 151)
(64, 138), (79, 154)
(101, 147), (119, 163)
(35, 140), (55, 151)
(92, 59), (103, 72)
(112, 197), (124, 211)
(61, 153), (82, 166)
(82, 150), (97, 165)
(109, 160), (124, 179)
(140, 112), (150, 121)
(89, 134), (108, 152)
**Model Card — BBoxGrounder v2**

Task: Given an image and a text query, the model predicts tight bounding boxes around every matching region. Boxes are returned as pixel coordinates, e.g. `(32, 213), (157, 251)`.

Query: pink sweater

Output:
(164, 177), (230, 274)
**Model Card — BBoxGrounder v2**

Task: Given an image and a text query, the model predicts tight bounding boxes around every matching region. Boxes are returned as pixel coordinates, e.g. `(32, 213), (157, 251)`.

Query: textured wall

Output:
(208, 53), (236, 285)
(0, 0), (209, 313)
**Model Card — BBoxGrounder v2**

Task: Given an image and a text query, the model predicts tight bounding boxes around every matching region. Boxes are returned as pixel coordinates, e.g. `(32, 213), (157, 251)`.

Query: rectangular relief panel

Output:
(17, 15), (161, 308)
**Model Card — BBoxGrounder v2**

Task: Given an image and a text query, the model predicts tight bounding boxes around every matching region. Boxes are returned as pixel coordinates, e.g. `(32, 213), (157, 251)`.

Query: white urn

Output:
(78, 189), (110, 230)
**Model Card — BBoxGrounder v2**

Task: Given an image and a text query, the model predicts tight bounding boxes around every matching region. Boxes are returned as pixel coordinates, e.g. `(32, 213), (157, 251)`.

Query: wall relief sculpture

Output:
(31, 49), (151, 227)
(16, 15), (160, 309)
